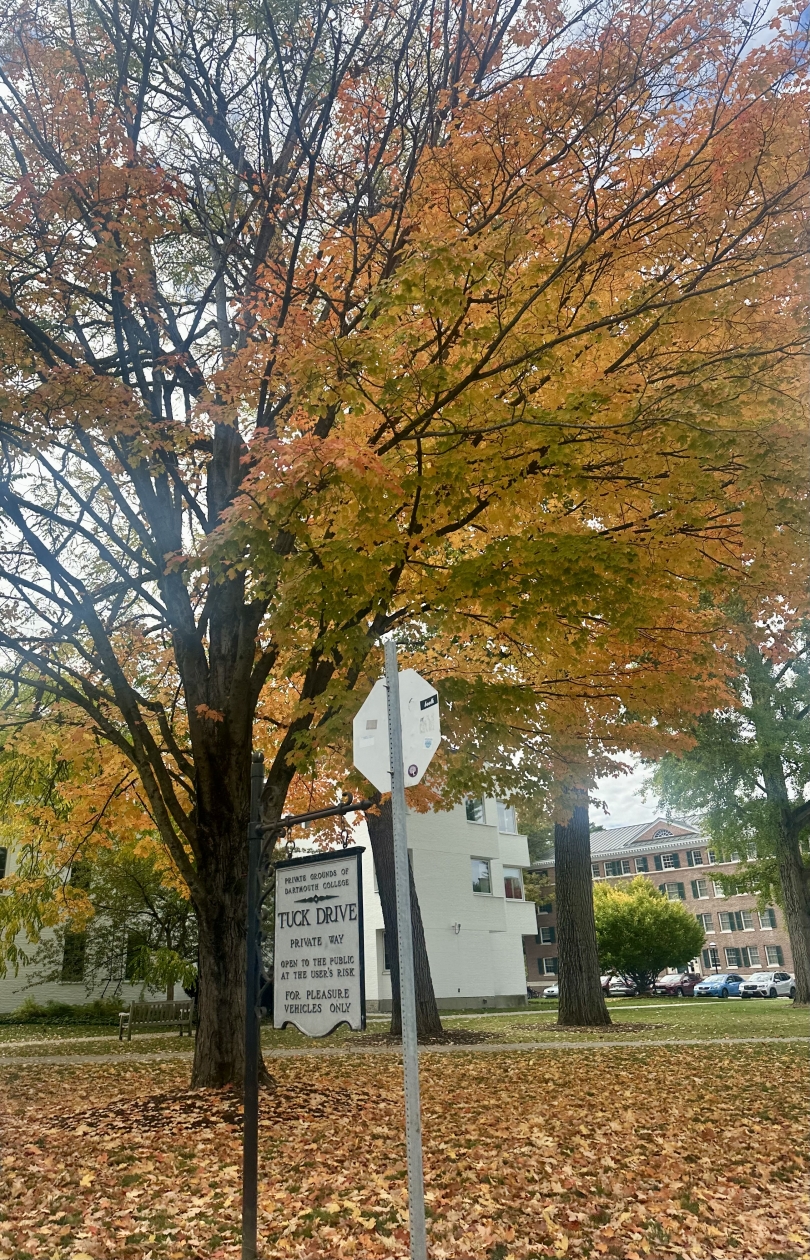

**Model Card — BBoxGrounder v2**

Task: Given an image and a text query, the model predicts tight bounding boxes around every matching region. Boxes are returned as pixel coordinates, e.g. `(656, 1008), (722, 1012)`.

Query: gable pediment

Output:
(631, 819), (697, 845)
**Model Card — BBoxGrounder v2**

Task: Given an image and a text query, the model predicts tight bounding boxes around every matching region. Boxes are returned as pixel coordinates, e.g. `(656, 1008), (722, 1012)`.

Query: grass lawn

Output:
(1, 994), (805, 1058)
(1, 1039), (807, 1260)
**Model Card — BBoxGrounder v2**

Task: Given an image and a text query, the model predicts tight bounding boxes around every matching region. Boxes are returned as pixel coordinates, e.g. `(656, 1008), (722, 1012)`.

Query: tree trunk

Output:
(365, 798), (443, 1037)
(774, 816), (810, 1005)
(744, 647), (810, 1006)
(192, 861), (249, 1087)
(555, 802), (611, 1027)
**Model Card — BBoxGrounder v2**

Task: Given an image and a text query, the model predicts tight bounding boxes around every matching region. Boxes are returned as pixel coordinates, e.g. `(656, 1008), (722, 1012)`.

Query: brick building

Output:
(523, 818), (793, 992)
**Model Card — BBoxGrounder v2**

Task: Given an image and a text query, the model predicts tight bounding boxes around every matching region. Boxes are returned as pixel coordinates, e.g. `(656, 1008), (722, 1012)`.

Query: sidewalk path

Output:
(1, 1034), (806, 1067)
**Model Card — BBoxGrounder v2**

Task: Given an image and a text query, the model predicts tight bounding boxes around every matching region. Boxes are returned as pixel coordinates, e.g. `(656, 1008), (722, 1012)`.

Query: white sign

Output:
(273, 848), (365, 1037)
(352, 669), (441, 793)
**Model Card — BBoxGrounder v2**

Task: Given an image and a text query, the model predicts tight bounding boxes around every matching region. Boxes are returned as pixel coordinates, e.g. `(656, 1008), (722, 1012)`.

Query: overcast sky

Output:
(592, 756), (660, 827)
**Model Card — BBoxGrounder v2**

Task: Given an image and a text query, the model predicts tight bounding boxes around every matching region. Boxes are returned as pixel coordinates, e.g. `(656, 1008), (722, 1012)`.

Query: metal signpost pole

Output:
(241, 751), (265, 1260)
(384, 638), (428, 1260)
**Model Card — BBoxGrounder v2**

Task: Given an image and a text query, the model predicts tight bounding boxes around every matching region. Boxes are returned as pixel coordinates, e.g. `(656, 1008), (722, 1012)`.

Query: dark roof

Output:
(531, 817), (702, 868)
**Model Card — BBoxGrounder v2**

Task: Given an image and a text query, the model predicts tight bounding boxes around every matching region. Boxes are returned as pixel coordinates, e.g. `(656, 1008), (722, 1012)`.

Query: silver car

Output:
(739, 970), (795, 999)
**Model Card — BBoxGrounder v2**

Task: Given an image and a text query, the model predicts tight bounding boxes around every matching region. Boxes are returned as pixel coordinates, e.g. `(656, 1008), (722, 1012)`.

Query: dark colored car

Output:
(654, 971), (702, 997)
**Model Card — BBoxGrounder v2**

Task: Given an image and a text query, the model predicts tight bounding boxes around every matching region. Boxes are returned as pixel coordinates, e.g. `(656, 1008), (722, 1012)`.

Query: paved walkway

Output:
(1, 1035), (806, 1067)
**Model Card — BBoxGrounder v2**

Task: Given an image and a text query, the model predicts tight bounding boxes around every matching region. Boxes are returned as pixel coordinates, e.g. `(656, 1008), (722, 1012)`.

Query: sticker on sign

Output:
(352, 669), (441, 794)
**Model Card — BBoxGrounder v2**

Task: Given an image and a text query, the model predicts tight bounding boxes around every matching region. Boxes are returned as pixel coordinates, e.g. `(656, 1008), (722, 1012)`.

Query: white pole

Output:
(384, 638), (428, 1260)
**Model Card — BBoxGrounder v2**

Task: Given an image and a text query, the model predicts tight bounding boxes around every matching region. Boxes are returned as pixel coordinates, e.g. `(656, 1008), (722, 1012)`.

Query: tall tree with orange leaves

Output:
(0, 0), (806, 1083)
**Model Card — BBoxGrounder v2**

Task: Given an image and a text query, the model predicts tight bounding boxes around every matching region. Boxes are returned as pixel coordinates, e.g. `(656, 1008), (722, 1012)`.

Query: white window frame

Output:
(765, 945), (784, 967)
(543, 956), (558, 975)
(712, 881), (726, 898)
(503, 866), (524, 900)
(496, 801), (517, 834)
(719, 912), (734, 932)
(465, 797), (486, 824)
(724, 947), (741, 968)
(696, 912), (713, 931)
(634, 856), (649, 873)
(759, 908), (777, 930)
(539, 926), (555, 944)
(662, 882), (685, 901)
(692, 878), (709, 899)
(471, 857), (493, 896)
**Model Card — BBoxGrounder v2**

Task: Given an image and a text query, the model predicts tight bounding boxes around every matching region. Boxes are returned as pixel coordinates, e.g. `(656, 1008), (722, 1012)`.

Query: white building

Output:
(0, 841), (161, 1014)
(1, 794), (536, 1015)
(360, 796), (536, 1011)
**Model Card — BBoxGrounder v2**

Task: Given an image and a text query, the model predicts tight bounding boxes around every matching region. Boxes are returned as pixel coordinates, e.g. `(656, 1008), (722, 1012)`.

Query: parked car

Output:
(654, 971), (702, 997)
(542, 982), (559, 998)
(694, 973), (745, 998)
(607, 975), (637, 997)
(739, 971), (796, 999)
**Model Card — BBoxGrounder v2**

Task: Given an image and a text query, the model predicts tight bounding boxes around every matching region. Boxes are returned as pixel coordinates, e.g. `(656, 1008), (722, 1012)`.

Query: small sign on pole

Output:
(353, 669), (441, 793)
(273, 848), (365, 1037)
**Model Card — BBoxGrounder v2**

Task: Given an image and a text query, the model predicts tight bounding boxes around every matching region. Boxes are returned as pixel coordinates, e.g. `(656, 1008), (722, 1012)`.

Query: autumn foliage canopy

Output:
(0, 0), (806, 1080)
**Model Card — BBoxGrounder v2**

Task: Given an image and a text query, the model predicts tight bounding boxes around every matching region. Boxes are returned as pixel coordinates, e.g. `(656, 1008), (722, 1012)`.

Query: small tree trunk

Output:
(555, 801), (611, 1027)
(167, 981), (175, 1001)
(775, 819), (810, 1006)
(366, 798), (443, 1038)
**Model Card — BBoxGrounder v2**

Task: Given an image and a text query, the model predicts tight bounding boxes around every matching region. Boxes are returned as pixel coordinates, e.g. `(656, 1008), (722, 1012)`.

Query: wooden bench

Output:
(118, 999), (195, 1041)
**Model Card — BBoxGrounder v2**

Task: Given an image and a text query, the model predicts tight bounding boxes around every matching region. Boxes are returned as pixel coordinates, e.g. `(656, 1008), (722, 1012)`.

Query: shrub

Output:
(593, 877), (706, 993)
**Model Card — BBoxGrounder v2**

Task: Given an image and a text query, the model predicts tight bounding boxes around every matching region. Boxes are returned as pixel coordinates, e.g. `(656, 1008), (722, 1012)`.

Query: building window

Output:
(0, 847), (6, 880)
(543, 957), (558, 975)
(719, 910), (754, 932)
(744, 946), (760, 968)
(471, 858), (492, 895)
(712, 881), (726, 898)
(724, 947), (741, 968)
(536, 902), (552, 915)
(707, 850), (717, 864)
(759, 908), (777, 930)
(539, 926), (556, 944)
(702, 946), (719, 970)
(604, 859), (631, 877)
(729, 850), (740, 862)
(61, 932), (87, 982)
(496, 801), (517, 833)
(660, 882), (686, 901)
(503, 867), (523, 899)
(696, 912), (713, 931)
(725, 946), (759, 969)
(634, 856), (648, 873)
(765, 945), (785, 967)
(654, 852), (680, 870)
(591, 863), (601, 878)
(686, 850), (704, 867)
(652, 829), (673, 838)
(465, 798), (486, 823)
(691, 879), (709, 899)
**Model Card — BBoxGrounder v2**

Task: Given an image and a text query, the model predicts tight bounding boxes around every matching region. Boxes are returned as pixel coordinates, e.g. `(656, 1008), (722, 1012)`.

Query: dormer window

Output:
(652, 828), (673, 839)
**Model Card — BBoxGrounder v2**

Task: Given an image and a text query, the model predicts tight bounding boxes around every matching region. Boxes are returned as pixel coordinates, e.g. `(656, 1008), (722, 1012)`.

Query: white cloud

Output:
(592, 755), (659, 826)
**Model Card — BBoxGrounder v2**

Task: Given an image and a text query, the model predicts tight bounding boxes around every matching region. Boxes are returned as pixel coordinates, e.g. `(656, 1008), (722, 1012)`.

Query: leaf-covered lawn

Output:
(1, 1044), (807, 1260)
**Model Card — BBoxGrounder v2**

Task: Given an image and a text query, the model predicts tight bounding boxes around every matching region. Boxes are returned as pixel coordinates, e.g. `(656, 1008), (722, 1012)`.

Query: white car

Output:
(739, 971), (795, 999)
(542, 982), (559, 998)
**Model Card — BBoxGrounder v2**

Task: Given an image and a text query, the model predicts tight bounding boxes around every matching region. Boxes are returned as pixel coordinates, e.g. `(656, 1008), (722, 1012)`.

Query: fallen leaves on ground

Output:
(0, 1045), (807, 1259)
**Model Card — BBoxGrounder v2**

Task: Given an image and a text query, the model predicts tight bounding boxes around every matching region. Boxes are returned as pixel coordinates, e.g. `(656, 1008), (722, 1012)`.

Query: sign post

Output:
(383, 638), (430, 1260)
(241, 780), (373, 1260)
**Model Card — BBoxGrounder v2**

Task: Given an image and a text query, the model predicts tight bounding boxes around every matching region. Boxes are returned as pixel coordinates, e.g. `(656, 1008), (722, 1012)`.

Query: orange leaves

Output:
(1, 1045), (807, 1258)
(195, 705), (225, 723)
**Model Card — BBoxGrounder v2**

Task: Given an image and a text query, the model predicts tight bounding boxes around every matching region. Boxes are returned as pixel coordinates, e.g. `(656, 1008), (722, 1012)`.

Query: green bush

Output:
(0, 996), (123, 1025)
(594, 876), (706, 993)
